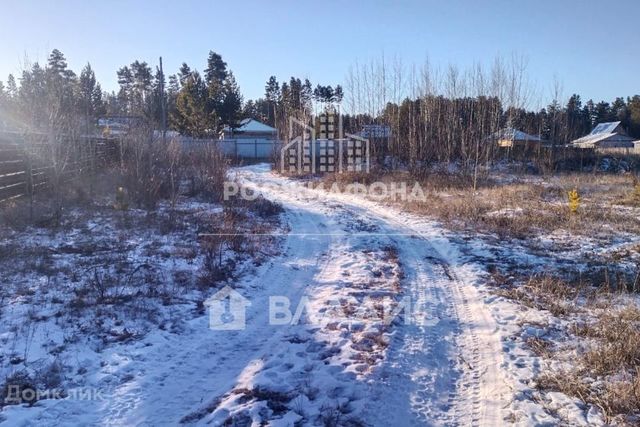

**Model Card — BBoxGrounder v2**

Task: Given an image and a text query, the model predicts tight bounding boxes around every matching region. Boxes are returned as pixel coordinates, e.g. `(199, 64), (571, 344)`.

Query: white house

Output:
(219, 118), (277, 140)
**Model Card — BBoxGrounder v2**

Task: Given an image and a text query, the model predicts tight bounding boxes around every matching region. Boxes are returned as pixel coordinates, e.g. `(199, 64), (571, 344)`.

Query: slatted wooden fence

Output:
(0, 131), (119, 205)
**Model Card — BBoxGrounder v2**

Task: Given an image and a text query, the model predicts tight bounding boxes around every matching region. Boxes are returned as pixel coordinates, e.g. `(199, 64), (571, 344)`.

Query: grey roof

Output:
(589, 121), (621, 136)
(493, 128), (543, 142)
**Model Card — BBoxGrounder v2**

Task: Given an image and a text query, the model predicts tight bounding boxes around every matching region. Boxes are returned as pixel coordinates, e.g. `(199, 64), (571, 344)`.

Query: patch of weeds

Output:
(525, 336), (554, 358)
(234, 387), (294, 416)
(497, 274), (582, 317)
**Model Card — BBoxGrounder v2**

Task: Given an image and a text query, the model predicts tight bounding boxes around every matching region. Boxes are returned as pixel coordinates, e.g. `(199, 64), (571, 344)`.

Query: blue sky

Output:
(1, 0), (638, 109)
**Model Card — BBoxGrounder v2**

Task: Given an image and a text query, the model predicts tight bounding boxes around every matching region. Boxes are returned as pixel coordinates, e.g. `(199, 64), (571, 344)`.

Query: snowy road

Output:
(4, 164), (511, 426)
(198, 164), (511, 426)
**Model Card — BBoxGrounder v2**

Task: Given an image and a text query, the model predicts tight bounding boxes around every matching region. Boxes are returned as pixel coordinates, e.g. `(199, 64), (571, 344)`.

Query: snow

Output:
(233, 119), (277, 133)
(2, 162), (626, 425)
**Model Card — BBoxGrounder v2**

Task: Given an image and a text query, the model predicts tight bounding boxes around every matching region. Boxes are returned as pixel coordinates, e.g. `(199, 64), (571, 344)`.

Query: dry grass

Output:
(579, 306), (640, 377)
(493, 268), (640, 423)
(509, 276), (640, 423)
(296, 166), (640, 239)
(525, 336), (554, 358)
(496, 275), (583, 317)
(326, 170), (640, 239)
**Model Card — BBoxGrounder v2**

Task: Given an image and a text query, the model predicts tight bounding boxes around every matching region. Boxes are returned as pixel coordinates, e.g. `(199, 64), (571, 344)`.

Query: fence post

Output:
(255, 139), (258, 159)
(24, 136), (34, 222)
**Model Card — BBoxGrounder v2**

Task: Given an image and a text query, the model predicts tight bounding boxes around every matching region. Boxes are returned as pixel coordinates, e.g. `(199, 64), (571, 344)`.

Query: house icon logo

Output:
(204, 286), (251, 331)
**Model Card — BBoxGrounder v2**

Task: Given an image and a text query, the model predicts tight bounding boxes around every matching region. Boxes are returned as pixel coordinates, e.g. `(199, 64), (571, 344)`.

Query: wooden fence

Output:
(0, 131), (119, 205)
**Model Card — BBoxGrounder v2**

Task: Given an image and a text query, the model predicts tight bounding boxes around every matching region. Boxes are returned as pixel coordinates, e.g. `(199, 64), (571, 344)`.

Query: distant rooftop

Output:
(493, 128), (543, 141)
(229, 119), (276, 133)
(589, 121), (622, 136)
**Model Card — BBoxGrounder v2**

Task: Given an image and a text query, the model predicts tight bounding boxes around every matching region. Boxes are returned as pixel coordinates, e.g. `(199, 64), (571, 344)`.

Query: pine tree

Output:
(334, 85), (344, 103)
(204, 51), (228, 86)
(178, 63), (192, 86)
(264, 76), (280, 126)
(288, 77), (303, 110)
(19, 63), (48, 127)
(116, 60), (153, 117)
(594, 101), (613, 124)
(47, 49), (69, 77)
(302, 79), (313, 108)
(611, 97), (629, 128)
(92, 83), (106, 117)
(280, 82), (290, 113)
(583, 99), (596, 129)
(116, 66), (133, 113)
(627, 95), (640, 139)
(166, 74), (180, 125)
(203, 52), (228, 131)
(172, 71), (212, 137)
(43, 50), (77, 131)
(243, 98), (269, 123)
(130, 60), (153, 115)
(219, 72), (243, 128)
(79, 63), (104, 132)
(79, 63), (98, 114)
(566, 94), (583, 141)
(152, 65), (167, 127)
(6, 74), (17, 99)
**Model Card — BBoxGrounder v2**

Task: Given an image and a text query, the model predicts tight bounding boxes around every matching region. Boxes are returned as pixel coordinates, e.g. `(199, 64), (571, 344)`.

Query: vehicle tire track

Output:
(337, 202), (508, 426)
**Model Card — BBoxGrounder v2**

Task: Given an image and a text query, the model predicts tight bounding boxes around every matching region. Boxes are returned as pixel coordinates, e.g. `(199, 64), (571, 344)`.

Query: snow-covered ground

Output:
(3, 163), (628, 426)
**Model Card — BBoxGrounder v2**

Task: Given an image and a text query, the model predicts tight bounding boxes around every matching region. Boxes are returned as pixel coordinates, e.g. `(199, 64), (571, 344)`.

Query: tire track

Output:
(337, 202), (508, 426)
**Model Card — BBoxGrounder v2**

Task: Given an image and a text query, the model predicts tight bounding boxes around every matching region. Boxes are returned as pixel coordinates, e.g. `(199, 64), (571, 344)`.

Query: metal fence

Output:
(177, 137), (279, 160)
(0, 131), (119, 205)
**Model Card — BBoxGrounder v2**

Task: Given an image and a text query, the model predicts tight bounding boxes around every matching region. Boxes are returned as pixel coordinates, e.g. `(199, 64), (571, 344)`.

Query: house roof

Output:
(493, 128), (543, 142)
(589, 121), (621, 136)
(225, 119), (276, 134)
(572, 121), (633, 146)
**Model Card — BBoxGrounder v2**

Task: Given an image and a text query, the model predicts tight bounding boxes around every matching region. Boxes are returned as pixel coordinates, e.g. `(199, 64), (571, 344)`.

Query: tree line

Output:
(0, 49), (244, 138)
(336, 57), (640, 175)
(0, 50), (638, 173)
(0, 48), (346, 141)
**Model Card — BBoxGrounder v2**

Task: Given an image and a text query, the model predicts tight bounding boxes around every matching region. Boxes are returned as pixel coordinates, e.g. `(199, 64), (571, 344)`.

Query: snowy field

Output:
(1, 164), (638, 426)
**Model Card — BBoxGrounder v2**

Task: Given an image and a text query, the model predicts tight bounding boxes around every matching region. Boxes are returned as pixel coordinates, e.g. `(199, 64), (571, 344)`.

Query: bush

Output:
(183, 144), (228, 201)
(247, 196), (284, 218)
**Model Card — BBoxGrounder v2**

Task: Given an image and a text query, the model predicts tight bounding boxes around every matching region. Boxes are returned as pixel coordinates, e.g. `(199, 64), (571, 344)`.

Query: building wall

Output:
(596, 146), (640, 155)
